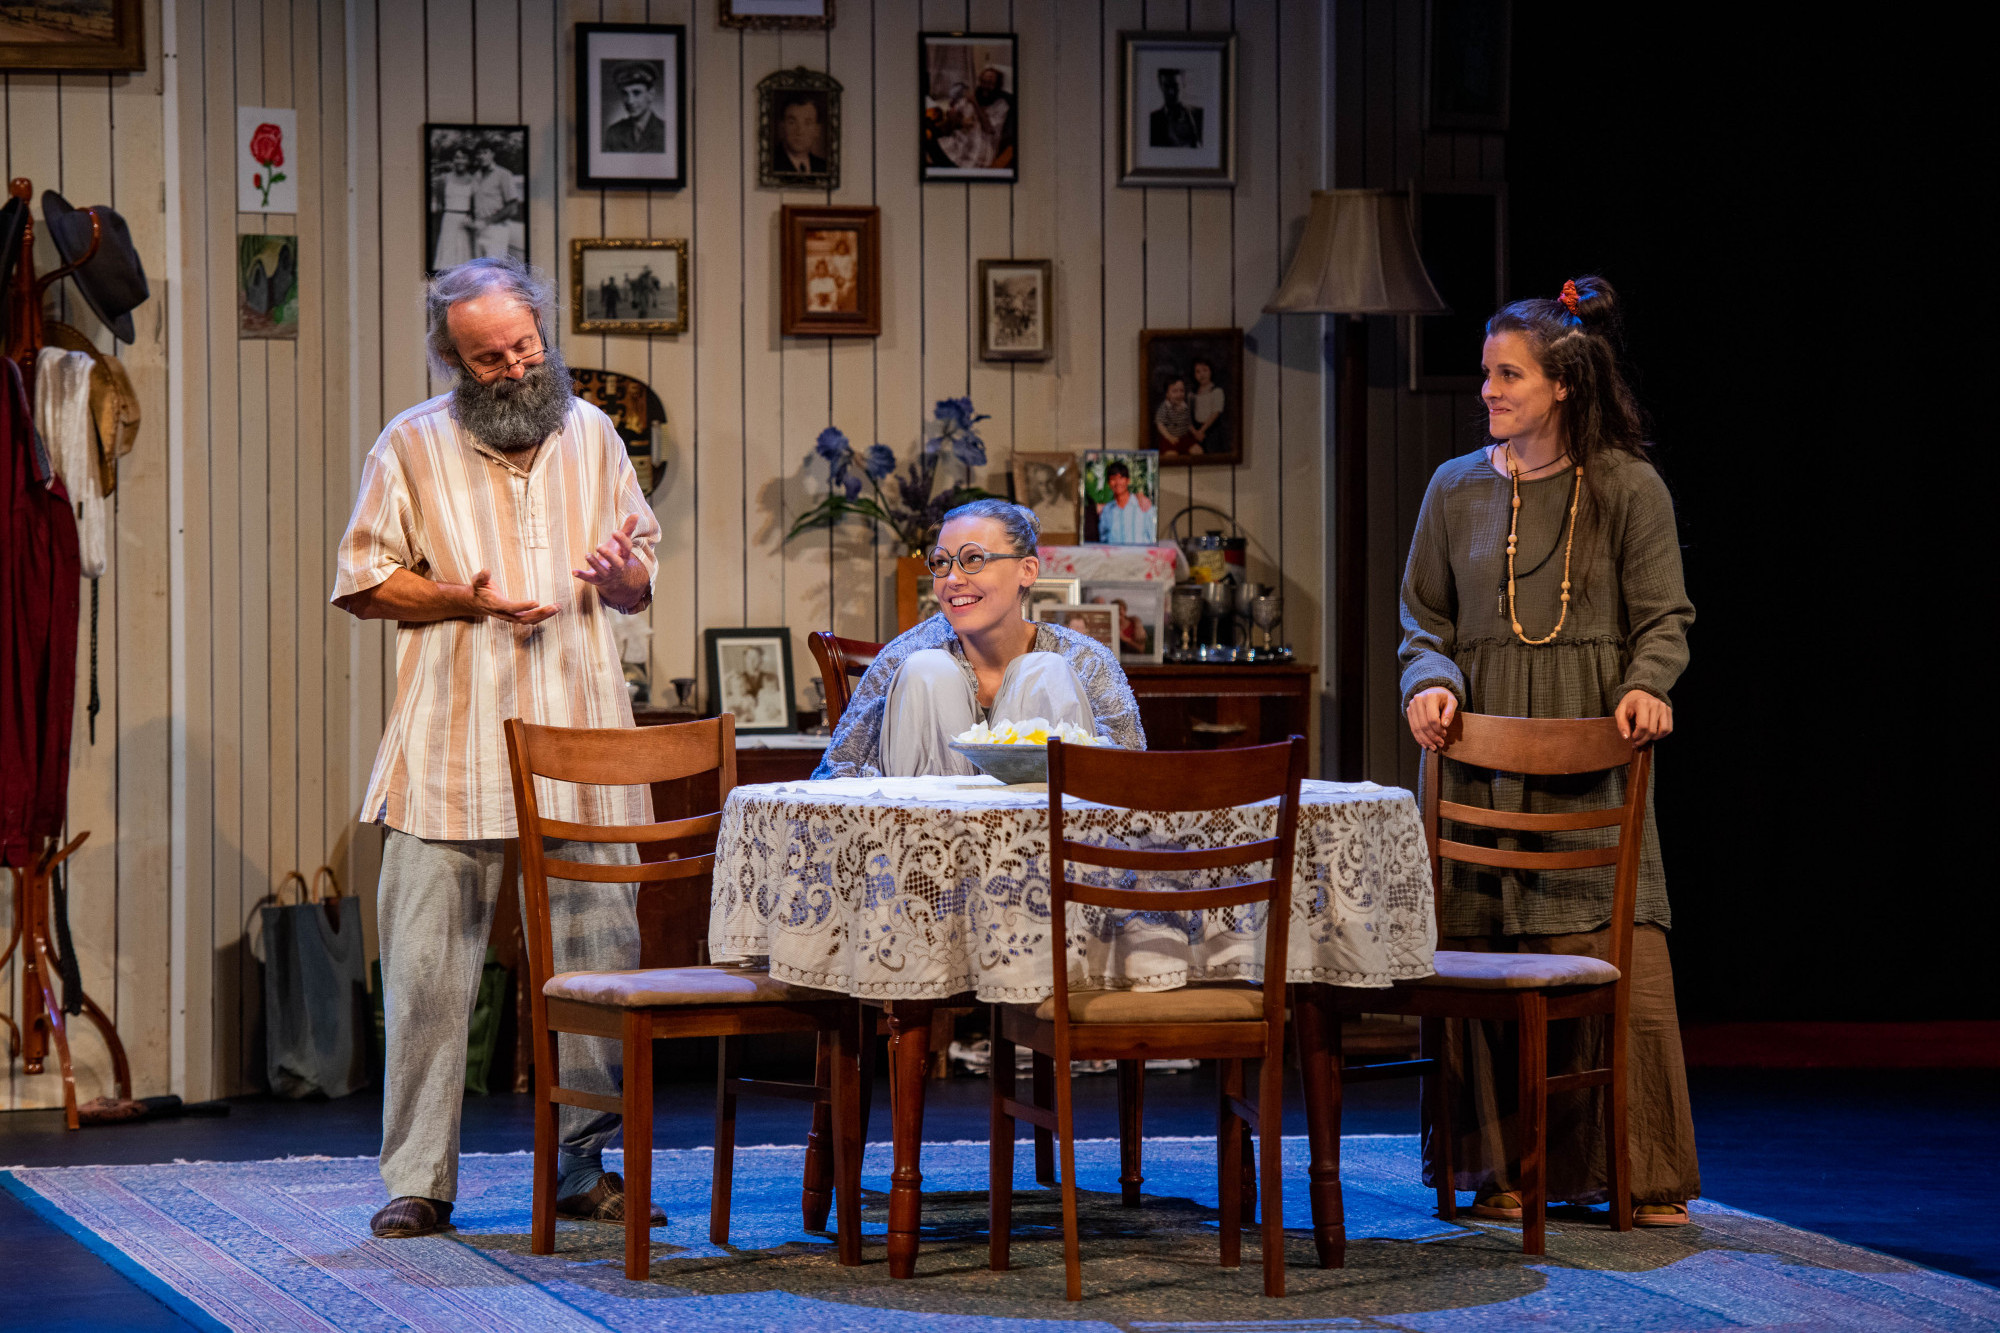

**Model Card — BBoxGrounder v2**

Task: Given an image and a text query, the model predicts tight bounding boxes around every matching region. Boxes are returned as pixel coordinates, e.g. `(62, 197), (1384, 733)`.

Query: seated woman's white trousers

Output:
(877, 649), (1095, 777)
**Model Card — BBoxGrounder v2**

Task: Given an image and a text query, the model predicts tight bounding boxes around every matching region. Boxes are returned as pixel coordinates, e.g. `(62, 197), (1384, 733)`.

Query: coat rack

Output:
(0, 175), (131, 1129)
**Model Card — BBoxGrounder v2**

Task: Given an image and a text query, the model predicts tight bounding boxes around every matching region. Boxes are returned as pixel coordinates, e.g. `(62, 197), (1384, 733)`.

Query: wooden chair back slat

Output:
(808, 632), (884, 731)
(1436, 840), (1621, 873)
(513, 717), (738, 787)
(1066, 879), (1278, 913)
(1438, 799), (1624, 833)
(1059, 837), (1281, 874)
(539, 812), (723, 845)
(1053, 739), (1296, 811)
(1432, 712), (1638, 775)
(1419, 712), (1652, 977)
(541, 854), (717, 884)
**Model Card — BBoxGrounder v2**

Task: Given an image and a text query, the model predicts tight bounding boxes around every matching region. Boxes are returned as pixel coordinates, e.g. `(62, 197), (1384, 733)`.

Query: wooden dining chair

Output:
(807, 630), (883, 730)
(989, 735), (1308, 1300)
(503, 713), (867, 1280)
(1292, 712), (1652, 1263)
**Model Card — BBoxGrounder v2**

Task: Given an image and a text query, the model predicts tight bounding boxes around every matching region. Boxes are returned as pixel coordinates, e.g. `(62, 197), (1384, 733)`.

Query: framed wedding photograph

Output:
(780, 205), (881, 336)
(704, 627), (797, 733)
(0, 0), (144, 71)
(576, 23), (686, 191)
(720, 0), (832, 30)
(1044, 604), (1120, 654)
(1011, 451), (1078, 544)
(425, 125), (528, 275)
(1080, 449), (1161, 545)
(572, 238), (689, 335)
(1020, 578), (1082, 623)
(1120, 31), (1235, 187)
(1083, 580), (1167, 664)
(1140, 327), (1244, 465)
(978, 258), (1052, 362)
(759, 68), (842, 190)
(920, 32), (1018, 182)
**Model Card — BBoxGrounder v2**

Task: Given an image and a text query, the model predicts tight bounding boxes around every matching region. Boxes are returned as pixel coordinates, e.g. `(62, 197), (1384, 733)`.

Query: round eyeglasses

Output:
(925, 544), (1028, 579)
(459, 323), (549, 383)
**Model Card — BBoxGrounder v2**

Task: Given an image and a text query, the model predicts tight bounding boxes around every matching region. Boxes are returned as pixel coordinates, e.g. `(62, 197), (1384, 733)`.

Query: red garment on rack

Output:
(1, 356), (80, 867)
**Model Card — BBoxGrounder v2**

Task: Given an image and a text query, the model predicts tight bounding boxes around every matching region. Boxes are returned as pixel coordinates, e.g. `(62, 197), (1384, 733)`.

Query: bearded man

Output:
(332, 257), (663, 1240)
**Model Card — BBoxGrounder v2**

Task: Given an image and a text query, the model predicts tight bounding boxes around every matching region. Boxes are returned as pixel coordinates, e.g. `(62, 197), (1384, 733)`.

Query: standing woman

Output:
(1399, 276), (1699, 1226)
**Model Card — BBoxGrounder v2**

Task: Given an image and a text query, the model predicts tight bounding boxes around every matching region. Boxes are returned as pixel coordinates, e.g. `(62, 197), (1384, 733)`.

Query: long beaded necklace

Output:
(1504, 445), (1584, 646)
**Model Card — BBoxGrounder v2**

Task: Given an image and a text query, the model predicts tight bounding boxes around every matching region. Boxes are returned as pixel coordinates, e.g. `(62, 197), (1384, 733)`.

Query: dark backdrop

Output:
(1504, 9), (1985, 1019)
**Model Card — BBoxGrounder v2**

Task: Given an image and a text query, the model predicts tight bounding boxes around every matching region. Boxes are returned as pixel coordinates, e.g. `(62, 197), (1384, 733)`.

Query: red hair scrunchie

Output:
(1558, 279), (1581, 316)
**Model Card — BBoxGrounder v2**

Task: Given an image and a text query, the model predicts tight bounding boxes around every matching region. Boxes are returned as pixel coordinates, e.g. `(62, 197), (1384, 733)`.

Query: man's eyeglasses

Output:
(459, 325), (549, 383)
(926, 544), (1027, 578)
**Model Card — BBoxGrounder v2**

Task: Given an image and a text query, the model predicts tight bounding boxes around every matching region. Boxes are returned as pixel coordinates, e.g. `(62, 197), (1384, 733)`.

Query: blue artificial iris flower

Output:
(814, 426), (850, 464)
(949, 428), (986, 468)
(934, 397), (973, 433)
(862, 443), (897, 481)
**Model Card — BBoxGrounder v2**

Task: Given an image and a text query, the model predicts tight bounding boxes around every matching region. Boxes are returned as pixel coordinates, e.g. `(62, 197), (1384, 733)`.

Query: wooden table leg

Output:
(884, 998), (936, 1279)
(1032, 1050), (1056, 1184)
(1117, 1058), (1144, 1206)
(801, 1031), (835, 1231)
(1291, 983), (1347, 1268)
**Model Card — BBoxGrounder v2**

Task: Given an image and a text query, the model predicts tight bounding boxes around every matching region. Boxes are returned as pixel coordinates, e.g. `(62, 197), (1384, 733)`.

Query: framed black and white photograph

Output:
(1080, 450), (1161, 546)
(720, 0), (832, 30)
(1011, 451), (1078, 544)
(0, 0), (144, 71)
(704, 627), (797, 734)
(576, 23), (687, 191)
(1020, 577), (1082, 624)
(759, 67), (842, 189)
(1140, 327), (1244, 465)
(978, 258), (1051, 362)
(1044, 604), (1120, 653)
(1408, 181), (1507, 391)
(920, 32), (1017, 182)
(1083, 581), (1167, 664)
(571, 238), (689, 336)
(1120, 31), (1234, 187)
(425, 124), (528, 275)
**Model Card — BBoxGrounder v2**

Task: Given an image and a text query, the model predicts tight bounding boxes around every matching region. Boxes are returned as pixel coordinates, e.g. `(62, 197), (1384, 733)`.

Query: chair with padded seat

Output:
(503, 713), (866, 1280)
(1290, 711), (1652, 1264)
(989, 735), (1308, 1300)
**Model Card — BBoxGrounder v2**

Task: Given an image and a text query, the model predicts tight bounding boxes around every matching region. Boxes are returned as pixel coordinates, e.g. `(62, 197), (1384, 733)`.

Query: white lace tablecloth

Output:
(709, 774), (1435, 1002)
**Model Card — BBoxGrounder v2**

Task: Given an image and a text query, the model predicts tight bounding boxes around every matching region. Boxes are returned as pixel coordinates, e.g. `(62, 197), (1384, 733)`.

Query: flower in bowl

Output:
(953, 717), (1102, 747)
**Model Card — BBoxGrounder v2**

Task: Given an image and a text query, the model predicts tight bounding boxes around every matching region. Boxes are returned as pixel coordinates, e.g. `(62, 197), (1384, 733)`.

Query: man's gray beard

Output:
(452, 346), (573, 454)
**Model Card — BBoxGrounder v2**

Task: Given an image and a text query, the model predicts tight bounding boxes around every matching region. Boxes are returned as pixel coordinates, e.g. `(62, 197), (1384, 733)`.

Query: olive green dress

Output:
(1398, 447), (1700, 1205)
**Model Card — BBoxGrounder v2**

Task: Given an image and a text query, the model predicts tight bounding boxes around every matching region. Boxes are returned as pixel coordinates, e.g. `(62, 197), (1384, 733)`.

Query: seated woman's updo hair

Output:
(934, 498), (1042, 601)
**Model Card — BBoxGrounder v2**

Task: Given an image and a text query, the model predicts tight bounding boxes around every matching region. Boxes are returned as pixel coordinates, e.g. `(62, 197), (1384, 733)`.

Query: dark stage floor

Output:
(3, 1066), (1994, 1330)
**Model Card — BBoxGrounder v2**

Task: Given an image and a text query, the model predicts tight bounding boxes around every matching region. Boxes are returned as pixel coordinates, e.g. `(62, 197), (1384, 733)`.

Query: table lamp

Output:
(1265, 188), (1447, 781)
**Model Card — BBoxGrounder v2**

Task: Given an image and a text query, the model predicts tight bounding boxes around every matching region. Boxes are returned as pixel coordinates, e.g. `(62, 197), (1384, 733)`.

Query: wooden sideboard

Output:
(1124, 663), (1316, 750)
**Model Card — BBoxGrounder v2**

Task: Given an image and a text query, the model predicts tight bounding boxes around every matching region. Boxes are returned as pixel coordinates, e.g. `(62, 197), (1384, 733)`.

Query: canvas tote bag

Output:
(262, 867), (372, 1098)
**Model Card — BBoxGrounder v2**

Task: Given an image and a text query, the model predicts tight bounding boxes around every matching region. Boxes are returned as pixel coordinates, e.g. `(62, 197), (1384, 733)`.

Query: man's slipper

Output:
(555, 1172), (667, 1226)
(1470, 1192), (1524, 1220)
(1634, 1202), (1690, 1227)
(370, 1196), (453, 1238)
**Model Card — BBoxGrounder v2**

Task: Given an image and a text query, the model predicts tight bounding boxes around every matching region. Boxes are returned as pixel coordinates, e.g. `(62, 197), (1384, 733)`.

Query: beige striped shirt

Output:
(331, 394), (661, 840)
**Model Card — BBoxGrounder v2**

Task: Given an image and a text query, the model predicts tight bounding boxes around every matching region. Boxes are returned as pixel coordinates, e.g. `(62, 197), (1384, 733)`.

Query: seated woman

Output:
(814, 499), (1145, 779)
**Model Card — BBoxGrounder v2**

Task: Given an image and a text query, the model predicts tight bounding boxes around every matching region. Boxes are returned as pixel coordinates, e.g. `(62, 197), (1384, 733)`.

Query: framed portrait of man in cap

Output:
(576, 23), (687, 190)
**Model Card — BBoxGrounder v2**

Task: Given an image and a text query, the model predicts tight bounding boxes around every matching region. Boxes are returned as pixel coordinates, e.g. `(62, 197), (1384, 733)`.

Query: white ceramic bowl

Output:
(947, 741), (1051, 785)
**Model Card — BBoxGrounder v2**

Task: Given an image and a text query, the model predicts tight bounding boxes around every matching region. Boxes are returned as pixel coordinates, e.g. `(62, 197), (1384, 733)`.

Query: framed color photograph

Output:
(759, 67), (841, 189)
(576, 23), (687, 191)
(239, 235), (299, 340)
(920, 32), (1018, 182)
(572, 238), (689, 335)
(780, 205), (881, 336)
(425, 125), (528, 274)
(1044, 604), (1120, 653)
(1011, 451), (1078, 544)
(978, 259), (1051, 362)
(1080, 450), (1160, 546)
(1120, 32), (1234, 187)
(720, 0), (832, 29)
(1084, 581), (1166, 663)
(0, 0), (143, 71)
(1140, 327), (1244, 465)
(1408, 181), (1507, 391)
(1020, 577), (1082, 623)
(704, 627), (796, 733)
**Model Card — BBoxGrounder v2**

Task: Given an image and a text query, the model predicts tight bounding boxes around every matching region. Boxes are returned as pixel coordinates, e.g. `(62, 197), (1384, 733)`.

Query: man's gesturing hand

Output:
(466, 570), (559, 625)
(574, 512), (650, 610)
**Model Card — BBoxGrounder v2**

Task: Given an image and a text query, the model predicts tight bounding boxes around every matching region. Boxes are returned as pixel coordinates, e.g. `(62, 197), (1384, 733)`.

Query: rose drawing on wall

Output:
(249, 122), (287, 209)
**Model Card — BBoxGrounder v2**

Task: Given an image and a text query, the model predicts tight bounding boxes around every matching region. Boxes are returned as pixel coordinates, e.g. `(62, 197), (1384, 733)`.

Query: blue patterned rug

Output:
(6, 1135), (1995, 1332)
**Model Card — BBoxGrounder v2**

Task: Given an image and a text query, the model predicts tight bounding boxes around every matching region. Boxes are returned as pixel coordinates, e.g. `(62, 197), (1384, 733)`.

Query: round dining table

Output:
(709, 772), (1436, 1276)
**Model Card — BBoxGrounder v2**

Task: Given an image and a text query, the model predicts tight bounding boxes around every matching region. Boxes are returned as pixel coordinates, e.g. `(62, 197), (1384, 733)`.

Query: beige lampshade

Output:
(1264, 188), (1449, 315)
